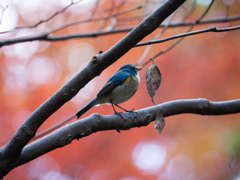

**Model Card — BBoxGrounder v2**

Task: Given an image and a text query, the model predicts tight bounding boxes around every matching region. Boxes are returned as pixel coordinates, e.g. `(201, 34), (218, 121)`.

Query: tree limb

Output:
(1, 14), (240, 47)
(14, 98), (240, 169)
(135, 25), (240, 48)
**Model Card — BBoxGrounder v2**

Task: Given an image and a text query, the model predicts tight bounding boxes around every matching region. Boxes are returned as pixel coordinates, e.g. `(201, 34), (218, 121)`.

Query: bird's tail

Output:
(76, 99), (97, 119)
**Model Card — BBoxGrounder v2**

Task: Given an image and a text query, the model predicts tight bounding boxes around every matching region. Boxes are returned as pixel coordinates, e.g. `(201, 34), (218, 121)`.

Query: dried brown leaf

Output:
(155, 109), (165, 134)
(146, 59), (161, 104)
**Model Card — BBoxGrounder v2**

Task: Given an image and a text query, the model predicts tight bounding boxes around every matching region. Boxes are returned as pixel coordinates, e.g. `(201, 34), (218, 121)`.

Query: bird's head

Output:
(119, 64), (142, 75)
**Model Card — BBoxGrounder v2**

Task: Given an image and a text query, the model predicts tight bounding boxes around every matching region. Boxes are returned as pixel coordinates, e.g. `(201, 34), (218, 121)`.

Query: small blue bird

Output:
(76, 64), (142, 119)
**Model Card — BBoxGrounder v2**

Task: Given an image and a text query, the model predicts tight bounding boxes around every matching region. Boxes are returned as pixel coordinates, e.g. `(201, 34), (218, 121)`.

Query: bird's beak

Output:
(135, 66), (142, 71)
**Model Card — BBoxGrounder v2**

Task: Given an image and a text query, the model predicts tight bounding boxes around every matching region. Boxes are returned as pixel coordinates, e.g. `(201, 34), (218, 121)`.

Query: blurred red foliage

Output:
(1, 0), (240, 179)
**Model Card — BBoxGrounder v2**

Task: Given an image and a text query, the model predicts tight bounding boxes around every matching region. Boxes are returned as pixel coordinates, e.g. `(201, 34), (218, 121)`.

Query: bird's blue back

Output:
(76, 64), (140, 119)
(107, 64), (137, 85)
(96, 64), (137, 97)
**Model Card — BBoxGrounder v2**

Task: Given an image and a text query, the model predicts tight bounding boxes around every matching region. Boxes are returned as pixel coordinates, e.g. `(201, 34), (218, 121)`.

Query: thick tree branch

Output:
(0, 0), (186, 178)
(14, 98), (240, 169)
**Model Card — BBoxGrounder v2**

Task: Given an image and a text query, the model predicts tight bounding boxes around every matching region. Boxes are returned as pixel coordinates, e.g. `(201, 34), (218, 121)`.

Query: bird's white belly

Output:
(110, 75), (139, 104)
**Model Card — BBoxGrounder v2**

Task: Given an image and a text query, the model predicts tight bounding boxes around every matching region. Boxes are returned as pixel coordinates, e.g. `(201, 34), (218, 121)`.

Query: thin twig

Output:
(0, 5), (8, 25)
(32, 115), (75, 140)
(140, 26), (240, 67)
(47, 5), (143, 34)
(143, 0), (215, 66)
(135, 25), (240, 48)
(140, 0), (197, 67)
(0, 1), (82, 34)
(135, 10), (178, 66)
(97, 0), (117, 31)
(221, 0), (229, 18)
(0, 14), (239, 47)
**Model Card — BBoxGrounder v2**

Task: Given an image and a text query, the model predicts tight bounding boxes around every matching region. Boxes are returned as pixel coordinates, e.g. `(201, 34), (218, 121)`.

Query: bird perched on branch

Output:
(76, 64), (142, 119)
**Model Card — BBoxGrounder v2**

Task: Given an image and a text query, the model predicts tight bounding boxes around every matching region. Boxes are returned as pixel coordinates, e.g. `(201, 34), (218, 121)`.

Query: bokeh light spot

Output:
(132, 141), (166, 174)
(12, 110), (32, 131)
(68, 43), (96, 72)
(120, 177), (142, 180)
(27, 56), (56, 85)
(159, 154), (195, 180)
(27, 155), (60, 179)
(13, 30), (39, 60)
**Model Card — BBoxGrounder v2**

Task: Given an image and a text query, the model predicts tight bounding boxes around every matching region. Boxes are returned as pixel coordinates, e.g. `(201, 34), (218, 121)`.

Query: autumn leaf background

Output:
(0, 0), (240, 179)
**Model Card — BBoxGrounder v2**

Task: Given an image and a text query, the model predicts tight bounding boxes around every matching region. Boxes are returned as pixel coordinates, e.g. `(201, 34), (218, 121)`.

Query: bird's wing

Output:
(97, 72), (130, 97)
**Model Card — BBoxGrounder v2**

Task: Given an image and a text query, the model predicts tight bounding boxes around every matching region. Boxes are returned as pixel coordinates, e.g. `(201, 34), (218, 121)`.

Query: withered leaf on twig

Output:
(146, 59), (161, 104)
(155, 108), (165, 134)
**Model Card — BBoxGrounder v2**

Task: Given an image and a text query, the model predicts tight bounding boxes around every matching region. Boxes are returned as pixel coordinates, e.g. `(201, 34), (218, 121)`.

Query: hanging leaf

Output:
(146, 59), (161, 104)
(154, 108), (165, 134)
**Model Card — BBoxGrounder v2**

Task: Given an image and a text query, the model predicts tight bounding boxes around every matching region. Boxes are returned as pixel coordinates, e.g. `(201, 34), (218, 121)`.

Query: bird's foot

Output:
(125, 108), (134, 113)
(115, 112), (126, 120)
(125, 109), (138, 116)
